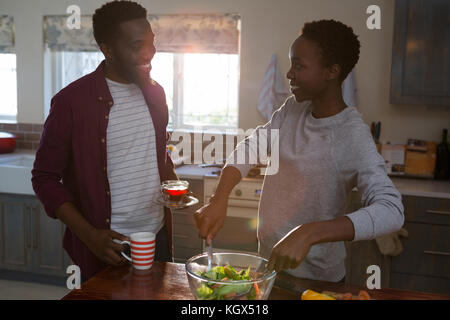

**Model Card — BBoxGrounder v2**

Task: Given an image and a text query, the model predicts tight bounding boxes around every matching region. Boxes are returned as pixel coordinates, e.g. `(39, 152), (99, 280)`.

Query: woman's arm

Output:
(340, 124), (405, 242)
(267, 216), (355, 272)
(267, 122), (405, 272)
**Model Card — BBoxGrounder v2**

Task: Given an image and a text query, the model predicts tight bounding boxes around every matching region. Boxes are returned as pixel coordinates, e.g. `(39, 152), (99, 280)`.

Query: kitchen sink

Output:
(0, 154), (35, 168)
(0, 153), (35, 195)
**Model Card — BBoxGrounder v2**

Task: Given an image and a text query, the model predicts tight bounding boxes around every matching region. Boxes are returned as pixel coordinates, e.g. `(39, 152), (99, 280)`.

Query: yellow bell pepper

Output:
(301, 289), (336, 300)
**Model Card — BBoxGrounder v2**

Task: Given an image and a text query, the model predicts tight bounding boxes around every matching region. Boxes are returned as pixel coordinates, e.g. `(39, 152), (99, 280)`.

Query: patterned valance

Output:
(0, 15), (14, 53)
(149, 13), (240, 54)
(43, 15), (98, 52)
(43, 13), (240, 54)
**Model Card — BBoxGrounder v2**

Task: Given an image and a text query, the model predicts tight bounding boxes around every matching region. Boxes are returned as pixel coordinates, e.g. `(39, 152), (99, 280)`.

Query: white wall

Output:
(1, 0), (449, 143)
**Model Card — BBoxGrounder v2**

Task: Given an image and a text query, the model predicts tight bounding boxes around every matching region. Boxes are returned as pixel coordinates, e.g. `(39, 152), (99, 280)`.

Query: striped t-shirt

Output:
(105, 77), (164, 237)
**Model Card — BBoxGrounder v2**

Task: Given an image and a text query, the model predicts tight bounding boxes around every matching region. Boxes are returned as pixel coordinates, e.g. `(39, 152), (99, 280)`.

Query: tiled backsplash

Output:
(0, 123), (43, 150)
(0, 124), (242, 155)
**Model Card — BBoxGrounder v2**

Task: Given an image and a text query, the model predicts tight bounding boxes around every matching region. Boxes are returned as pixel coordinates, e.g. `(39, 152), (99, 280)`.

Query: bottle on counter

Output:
(434, 128), (449, 180)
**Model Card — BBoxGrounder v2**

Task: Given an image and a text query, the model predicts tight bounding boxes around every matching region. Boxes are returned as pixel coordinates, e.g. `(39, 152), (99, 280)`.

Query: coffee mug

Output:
(120, 232), (155, 270)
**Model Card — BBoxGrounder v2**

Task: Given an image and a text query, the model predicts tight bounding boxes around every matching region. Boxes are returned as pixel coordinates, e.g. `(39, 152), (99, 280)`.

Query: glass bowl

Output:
(185, 252), (277, 300)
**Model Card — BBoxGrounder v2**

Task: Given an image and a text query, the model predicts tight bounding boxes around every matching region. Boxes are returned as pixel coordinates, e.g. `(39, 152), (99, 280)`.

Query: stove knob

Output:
(235, 189), (242, 197)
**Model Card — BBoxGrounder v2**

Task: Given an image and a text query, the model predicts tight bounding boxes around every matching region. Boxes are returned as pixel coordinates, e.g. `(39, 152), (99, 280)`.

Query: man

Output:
(32, 1), (177, 282)
(195, 20), (404, 282)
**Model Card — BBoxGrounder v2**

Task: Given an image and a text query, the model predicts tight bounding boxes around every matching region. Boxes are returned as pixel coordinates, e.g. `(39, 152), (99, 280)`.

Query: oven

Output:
(203, 175), (263, 254)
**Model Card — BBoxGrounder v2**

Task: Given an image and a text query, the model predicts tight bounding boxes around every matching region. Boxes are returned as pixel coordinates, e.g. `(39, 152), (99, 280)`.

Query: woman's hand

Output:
(194, 195), (228, 245)
(267, 224), (314, 272)
(267, 217), (355, 272)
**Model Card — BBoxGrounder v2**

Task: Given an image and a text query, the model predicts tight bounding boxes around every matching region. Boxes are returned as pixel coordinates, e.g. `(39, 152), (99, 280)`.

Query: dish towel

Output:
(257, 54), (291, 120)
(342, 68), (358, 108)
(375, 228), (408, 256)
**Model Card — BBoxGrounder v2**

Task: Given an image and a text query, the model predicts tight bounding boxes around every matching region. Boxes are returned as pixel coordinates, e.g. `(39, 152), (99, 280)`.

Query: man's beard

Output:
(115, 60), (150, 87)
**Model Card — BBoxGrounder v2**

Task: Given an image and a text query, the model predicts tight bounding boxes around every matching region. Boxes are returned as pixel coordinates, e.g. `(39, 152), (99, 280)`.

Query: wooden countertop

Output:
(61, 262), (450, 300)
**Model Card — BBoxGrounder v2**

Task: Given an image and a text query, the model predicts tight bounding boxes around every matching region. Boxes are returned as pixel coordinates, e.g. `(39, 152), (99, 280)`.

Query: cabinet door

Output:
(30, 202), (70, 277)
(390, 0), (450, 106)
(173, 210), (203, 262)
(390, 222), (450, 279)
(344, 240), (391, 288)
(390, 272), (450, 295)
(0, 194), (32, 272)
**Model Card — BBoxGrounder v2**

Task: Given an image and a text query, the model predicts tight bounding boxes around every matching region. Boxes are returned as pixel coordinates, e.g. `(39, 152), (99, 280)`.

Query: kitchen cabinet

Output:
(172, 179), (204, 263)
(0, 193), (71, 277)
(390, 0), (450, 106)
(0, 194), (33, 273)
(389, 195), (450, 294)
(30, 199), (72, 276)
(344, 191), (450, 294)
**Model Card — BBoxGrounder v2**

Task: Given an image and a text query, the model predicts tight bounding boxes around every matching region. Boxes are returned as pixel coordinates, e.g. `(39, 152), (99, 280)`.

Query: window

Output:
(151, 52), (239, 130)
(43, 13), (240, 130)
(45, 51), (239, 130)
(0, 53), (17, 121)
(44, 50), (104, 118)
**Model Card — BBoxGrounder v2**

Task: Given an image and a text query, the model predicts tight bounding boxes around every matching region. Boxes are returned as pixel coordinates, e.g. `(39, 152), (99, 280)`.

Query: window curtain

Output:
(43, 13), (240, 54)
(43, 15), (98, 52)
(148, 13), (240, 54)
(0, 15), (14, 53)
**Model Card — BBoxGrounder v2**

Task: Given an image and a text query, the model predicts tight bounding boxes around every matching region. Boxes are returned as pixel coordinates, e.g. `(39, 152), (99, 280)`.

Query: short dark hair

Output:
(93, 0), (147, 45)
(301, 19), (360, 82)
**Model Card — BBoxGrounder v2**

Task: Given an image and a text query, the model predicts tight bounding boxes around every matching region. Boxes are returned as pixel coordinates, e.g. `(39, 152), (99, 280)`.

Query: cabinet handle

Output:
(173, 234), (189, 239)
(26, 206), (31, 249)
(32, 207), (38, 249)
(426, 210), (450, 216)
(423, 250), (450, 257)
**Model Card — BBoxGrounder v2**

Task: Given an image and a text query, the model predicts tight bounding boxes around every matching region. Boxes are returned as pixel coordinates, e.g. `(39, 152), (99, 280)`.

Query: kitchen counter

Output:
(1, 151), (450, 199)
(176, 164), (450, 199)
(0, 149), (36, 195)
(61, 262), (450, 300)
(175, 164), (222, 180)
(390, 176), (450, 199)
(0, 148), (35, 159)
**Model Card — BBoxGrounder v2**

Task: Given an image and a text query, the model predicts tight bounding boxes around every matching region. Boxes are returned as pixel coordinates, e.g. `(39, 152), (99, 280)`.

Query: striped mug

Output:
(121, 232), (155, 270)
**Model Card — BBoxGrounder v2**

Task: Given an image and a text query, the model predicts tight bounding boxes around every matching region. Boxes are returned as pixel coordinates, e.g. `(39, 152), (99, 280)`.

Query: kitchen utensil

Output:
(274, 271), (307, 295)
(0, 132), (17, 154)
(374, 122), (381, 143)
(202, 239), (214, 271)
(120, 232), (156, 270)
(435, 128), (450, 180)
(370, 122), (376, 140)
(185, 252), (277, 300)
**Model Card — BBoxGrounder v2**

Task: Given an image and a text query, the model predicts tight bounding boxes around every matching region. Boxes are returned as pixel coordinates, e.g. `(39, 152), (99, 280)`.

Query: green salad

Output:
(195, 265), (260, 300)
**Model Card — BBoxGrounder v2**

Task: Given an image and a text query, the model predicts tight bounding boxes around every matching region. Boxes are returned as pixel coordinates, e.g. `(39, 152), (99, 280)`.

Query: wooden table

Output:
(62, 262), (450, 300)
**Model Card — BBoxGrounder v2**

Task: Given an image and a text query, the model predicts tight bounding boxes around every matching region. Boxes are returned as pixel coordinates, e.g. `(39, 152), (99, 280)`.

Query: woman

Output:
(194, 19), (404, 282)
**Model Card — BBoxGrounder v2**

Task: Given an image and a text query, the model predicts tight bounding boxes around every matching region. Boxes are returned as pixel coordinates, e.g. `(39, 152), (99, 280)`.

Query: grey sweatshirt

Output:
(224, 97), (404, 282)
